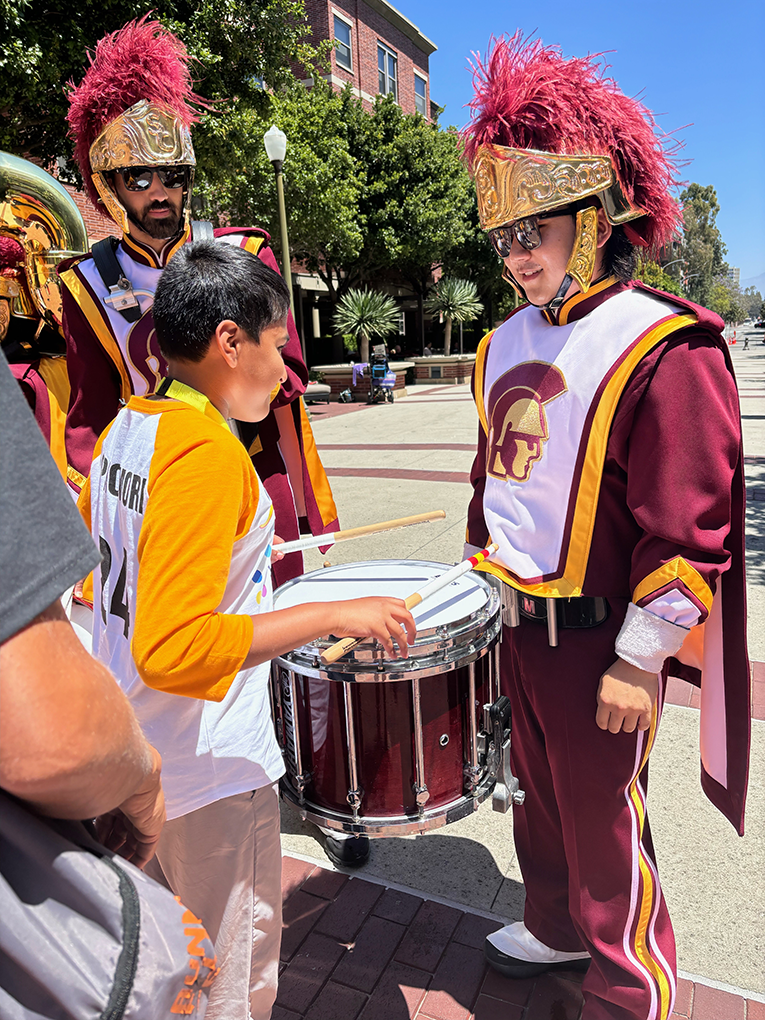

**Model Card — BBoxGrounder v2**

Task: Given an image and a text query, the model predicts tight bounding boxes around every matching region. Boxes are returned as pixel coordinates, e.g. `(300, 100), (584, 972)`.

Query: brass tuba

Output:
(0, 150), (88, 336)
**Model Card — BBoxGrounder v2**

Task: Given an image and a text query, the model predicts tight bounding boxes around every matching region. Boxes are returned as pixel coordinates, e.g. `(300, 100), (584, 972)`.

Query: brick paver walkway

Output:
(277, 856), (763, 1020)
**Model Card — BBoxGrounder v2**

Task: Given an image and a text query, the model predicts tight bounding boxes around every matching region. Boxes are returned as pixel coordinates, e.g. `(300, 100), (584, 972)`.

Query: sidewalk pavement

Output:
(277, 347), (765, 1018)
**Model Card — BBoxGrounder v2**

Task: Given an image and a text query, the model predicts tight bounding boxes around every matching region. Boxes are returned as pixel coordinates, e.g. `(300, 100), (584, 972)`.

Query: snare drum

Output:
(271, 560), (502, 836)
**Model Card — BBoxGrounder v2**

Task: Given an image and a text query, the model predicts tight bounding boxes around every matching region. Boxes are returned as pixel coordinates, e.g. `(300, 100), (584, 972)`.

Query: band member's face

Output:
(502, 213), (577, 307)
(230, 318), (290, 423)
(113, 170), (184, 241)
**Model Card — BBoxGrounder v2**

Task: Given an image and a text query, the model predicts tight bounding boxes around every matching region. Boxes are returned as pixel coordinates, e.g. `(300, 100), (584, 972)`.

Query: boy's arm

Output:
(242, 597), (416, 668)
(132, 425), (256, 701)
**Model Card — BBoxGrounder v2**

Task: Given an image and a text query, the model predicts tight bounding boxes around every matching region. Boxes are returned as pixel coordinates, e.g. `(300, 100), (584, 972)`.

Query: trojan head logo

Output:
(487, 362), (567, 482)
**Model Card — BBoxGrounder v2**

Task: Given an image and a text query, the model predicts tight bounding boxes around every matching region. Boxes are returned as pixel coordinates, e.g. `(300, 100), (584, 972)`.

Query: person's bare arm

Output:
(244, 597), (416, 669)
(0, 600), (165, 864)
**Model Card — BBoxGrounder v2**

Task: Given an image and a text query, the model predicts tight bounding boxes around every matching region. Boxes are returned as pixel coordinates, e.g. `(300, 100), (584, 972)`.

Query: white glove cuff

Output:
(614, 602), (689, 674)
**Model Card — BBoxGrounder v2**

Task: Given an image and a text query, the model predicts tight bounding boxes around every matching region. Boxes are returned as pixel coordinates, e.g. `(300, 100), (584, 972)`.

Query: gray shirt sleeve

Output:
(0, 353), (101, 644)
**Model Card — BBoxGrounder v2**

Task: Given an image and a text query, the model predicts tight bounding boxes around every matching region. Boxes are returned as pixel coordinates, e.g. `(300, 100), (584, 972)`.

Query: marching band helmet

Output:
(66, 17), (205, 236)
(0, 151), (88, 351)
(461, 34), (682, 312)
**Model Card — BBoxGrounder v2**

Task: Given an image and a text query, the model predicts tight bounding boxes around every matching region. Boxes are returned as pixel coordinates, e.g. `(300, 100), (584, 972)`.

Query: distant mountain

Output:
(742, 272), (765, 294)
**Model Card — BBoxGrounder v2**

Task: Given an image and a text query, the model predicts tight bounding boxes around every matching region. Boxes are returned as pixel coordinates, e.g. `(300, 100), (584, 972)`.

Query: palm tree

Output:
(333, 289), (400, 362)
(424, 278), (484, 356)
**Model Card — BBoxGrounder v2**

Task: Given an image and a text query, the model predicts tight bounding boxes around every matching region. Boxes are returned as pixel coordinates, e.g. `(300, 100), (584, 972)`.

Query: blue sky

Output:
(396, 0), (765, 285)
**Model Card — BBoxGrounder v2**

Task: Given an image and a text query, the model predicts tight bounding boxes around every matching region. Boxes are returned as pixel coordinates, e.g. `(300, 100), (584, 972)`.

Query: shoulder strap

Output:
(191, 220), (215, 241)
(90, 237), (141, 323)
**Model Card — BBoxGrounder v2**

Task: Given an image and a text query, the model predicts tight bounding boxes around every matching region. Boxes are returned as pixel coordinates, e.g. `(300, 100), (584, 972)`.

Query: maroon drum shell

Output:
(279, 657), (492, 818)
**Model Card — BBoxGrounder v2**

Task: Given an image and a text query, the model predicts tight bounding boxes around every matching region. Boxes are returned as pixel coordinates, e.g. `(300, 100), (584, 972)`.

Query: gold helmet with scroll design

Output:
(0, 150), (88, 347)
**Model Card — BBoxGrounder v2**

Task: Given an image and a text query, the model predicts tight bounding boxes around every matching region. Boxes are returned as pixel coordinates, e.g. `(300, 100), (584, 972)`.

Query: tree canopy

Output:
(333, 288), (400, 362)
(424, 278), (483, 355)
(634, 257), (683, 297)
(198, 85), (476, 317)
(0, 0), (316, 176)
(676, 184), (727, 306)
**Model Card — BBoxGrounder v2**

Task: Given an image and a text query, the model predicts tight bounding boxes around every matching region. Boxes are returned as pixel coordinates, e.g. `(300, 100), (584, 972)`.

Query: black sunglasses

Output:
(115, 166), (191, 192)
(488, 210), (573, 259)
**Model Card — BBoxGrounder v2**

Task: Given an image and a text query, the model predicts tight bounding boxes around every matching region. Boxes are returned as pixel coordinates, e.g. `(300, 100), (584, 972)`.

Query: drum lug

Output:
(483, 697), (525, 813)
(463, 763), (483, 796)
(294, 771), (312, 804)
(414, 784), (430, 810)
(347, 787), (363, 821)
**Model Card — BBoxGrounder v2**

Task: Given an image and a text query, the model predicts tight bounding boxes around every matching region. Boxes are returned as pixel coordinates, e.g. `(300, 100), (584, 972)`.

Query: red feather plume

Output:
(461, 33), (683, 251)
(66, 17), (207, 212)
(0, 236), (24, 273)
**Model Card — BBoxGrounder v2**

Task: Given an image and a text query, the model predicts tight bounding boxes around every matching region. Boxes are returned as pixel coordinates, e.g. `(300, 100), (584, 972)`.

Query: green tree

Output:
(195, 78), (365, 293)
(634, 258), (683, 297)
(709, 281), (746, 325)
(743, 286), (763, 319)
(424, 278), (484, 355)
(677, 184), (727, 306)
(441, 191), (517, 336)
(0, 0), (316, 176)
(333, 288), (399, 362)
(352, 99), (473, 309)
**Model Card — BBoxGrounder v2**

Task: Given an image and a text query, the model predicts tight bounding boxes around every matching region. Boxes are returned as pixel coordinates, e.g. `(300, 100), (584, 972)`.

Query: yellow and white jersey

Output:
(79, 381), (284, 820)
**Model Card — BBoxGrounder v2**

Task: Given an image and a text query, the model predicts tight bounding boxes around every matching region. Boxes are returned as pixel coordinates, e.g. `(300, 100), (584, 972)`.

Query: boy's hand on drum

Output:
(595, 659), (658, 734)
(332, 597), (416, 659)
(271, 536), (285, 562)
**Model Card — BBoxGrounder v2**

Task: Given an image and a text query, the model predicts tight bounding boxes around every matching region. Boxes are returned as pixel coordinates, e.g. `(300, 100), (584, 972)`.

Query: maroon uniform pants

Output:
(501, 599), (677, 1020)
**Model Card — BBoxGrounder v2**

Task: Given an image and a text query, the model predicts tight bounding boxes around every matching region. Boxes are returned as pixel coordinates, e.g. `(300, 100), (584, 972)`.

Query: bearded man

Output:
(61, 18), (338, 590)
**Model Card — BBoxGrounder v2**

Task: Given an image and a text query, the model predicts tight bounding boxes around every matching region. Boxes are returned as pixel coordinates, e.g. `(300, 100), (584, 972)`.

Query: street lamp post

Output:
(263, 125), (303, 359)
(662, 258), (688, 272)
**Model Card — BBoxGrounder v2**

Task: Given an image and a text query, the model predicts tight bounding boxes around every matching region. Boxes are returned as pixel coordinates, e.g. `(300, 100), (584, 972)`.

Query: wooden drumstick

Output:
(275, 510), (446, 556)
(320, 544), (499, 665)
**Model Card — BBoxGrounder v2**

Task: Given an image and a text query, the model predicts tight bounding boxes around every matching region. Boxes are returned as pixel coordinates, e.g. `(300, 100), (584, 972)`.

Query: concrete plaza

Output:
(276, 341), (765, 1018)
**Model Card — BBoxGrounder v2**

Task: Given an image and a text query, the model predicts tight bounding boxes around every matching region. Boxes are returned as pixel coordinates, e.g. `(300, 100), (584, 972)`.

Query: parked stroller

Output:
(367, 344), (396, 404)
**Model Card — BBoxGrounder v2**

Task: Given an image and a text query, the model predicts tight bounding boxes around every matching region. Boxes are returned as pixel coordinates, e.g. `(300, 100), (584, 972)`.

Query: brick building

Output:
(63, 183), (114, 245)
(299, 0), (437, 120)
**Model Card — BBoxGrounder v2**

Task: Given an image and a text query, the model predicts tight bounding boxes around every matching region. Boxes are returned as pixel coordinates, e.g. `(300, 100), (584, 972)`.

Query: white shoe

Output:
(485, 922), (590, 979)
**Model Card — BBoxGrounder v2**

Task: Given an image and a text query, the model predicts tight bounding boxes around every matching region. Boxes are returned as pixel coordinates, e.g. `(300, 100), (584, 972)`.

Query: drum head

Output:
(274, 560), (488, 628)
(274, 560), (499, 679)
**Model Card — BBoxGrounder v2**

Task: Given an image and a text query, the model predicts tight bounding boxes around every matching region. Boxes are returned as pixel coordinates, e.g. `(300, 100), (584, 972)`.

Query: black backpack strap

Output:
(91, 237), (141, 323)
(191, 220), (215, 241)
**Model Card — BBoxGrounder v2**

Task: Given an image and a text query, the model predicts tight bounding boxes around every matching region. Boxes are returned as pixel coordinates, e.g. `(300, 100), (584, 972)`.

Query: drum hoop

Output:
(275, 612), (500, 682)
(278, 775), (496, 837)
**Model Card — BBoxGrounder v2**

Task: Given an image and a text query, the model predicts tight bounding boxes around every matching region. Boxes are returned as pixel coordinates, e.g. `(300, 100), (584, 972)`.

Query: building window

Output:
(333, 14), (352, 72)
(414, 73), (427, 117)
(378, 44), (397, 101)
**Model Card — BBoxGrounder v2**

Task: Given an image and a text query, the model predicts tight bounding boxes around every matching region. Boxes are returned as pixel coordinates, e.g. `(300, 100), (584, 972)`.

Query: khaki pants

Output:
(145, 785), (282, 1020)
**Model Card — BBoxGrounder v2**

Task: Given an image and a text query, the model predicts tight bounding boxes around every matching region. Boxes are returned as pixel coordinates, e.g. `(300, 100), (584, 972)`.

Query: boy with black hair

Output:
(79, 242), (415, 1020)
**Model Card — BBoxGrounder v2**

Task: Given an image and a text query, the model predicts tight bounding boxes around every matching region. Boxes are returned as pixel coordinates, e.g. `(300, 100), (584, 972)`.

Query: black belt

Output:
(517, 593), (609, 629)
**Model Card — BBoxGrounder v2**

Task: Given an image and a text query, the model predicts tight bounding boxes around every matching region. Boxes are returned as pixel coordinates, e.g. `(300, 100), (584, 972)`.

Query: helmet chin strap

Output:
(502, 266), (573, 317)
(542, 273), (574, 315)
(500, 206), (599, 321)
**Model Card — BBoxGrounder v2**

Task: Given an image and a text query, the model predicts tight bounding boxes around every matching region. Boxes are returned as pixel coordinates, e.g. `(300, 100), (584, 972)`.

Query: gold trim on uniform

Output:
(558, 276), (617, 326)
(59, 266), (133, 402)
(633, 556), (713, 615)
